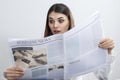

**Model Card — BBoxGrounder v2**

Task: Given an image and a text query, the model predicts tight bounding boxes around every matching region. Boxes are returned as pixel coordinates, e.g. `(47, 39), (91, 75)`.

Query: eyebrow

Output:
(49, 17), (53, 20)
(58, 17), (64, 19)
(49, 17), (64, 20)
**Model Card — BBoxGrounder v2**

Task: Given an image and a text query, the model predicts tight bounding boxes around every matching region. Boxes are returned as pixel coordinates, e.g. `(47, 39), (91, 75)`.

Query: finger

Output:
(99, 39), (114, 48)
(4, 71), (24, 79)
(4, 67), (24, 79)
(4, 70), (24, 78)
(100, 38), (113, 44)
(6, 72), (24, 77)
(5, 74), (23, 80)
(7, 66), (24, 72)
(4, 70), (24, 74)
(4, 72), (24, 77)
(99, 42), (114, 48)
(99, 42), (114, 49)
(99, 38), (113, 44)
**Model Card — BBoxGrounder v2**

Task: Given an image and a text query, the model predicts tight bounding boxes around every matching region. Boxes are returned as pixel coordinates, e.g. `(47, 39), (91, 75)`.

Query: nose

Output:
(53, 21), (58, 28)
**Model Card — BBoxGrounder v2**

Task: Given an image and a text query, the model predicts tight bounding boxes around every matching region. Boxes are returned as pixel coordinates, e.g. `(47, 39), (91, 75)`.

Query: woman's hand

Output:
(4, 66), (24, 80)
(99, 38), (114, 54)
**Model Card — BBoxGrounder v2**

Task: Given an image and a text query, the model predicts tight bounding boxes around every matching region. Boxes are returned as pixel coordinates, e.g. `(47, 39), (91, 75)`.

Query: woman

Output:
(4, 3), (114, 80)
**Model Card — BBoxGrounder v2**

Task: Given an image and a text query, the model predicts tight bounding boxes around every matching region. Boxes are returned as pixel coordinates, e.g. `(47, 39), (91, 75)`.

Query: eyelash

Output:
(49, 20), (54, 24)
(49, 19), (64, 24)
(59, 19), (64, 23)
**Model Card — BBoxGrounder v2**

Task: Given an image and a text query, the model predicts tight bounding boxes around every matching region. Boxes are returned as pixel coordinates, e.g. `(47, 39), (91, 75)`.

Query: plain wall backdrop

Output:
(0, 0), (120, 80)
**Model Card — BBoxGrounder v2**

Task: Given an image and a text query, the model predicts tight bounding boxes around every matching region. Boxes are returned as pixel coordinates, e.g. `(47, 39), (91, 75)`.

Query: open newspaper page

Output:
(8, 34), (65, 80)
(63, 12), (108, 79)
(8, 12), (108, 80)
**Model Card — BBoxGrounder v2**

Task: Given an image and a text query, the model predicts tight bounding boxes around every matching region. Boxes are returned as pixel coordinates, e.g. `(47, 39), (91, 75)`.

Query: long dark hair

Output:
(44, 3), (74, 37)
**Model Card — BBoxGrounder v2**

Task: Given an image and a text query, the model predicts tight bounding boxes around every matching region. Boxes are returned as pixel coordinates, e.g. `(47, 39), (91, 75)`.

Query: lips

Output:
(53, 30), (61, 34)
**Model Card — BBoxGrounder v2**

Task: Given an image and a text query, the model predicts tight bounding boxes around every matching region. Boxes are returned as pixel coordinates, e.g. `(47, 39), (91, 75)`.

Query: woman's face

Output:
(48, 11), (69, 34)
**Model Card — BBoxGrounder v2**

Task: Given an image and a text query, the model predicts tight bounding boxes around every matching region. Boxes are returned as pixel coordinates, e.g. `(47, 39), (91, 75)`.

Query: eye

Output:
(58, 19), (64, 23)
(49, 20), (54, 24)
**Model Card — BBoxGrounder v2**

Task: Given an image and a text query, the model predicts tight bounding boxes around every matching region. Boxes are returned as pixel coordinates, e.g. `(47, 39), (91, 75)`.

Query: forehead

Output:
(49, 11), (67, 19)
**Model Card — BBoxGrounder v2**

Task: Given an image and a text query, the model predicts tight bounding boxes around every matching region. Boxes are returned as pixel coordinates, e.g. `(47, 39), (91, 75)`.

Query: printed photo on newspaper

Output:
(8, 12), (108, 80)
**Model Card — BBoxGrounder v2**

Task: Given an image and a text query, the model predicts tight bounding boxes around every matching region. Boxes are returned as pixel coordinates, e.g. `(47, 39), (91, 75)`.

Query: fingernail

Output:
(98, 44), (101, 47)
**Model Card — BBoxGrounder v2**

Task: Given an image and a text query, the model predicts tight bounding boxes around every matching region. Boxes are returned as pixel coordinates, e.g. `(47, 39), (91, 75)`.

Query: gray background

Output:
(0, 0), (120, 80)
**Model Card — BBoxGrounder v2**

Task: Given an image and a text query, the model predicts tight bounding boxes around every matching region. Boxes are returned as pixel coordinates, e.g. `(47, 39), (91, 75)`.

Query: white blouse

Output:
(71, 53), (115, 80)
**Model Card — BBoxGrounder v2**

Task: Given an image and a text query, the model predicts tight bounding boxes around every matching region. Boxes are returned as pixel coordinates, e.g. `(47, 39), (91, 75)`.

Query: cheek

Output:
(64, 26), (69, 32)
(63, 22), (69, 31)
(49, 24), (53, 30)
(61, 24), (69, 33)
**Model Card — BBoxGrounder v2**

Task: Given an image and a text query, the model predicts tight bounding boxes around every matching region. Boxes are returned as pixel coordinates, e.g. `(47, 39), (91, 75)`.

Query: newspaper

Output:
(8, 12), (108, 80)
